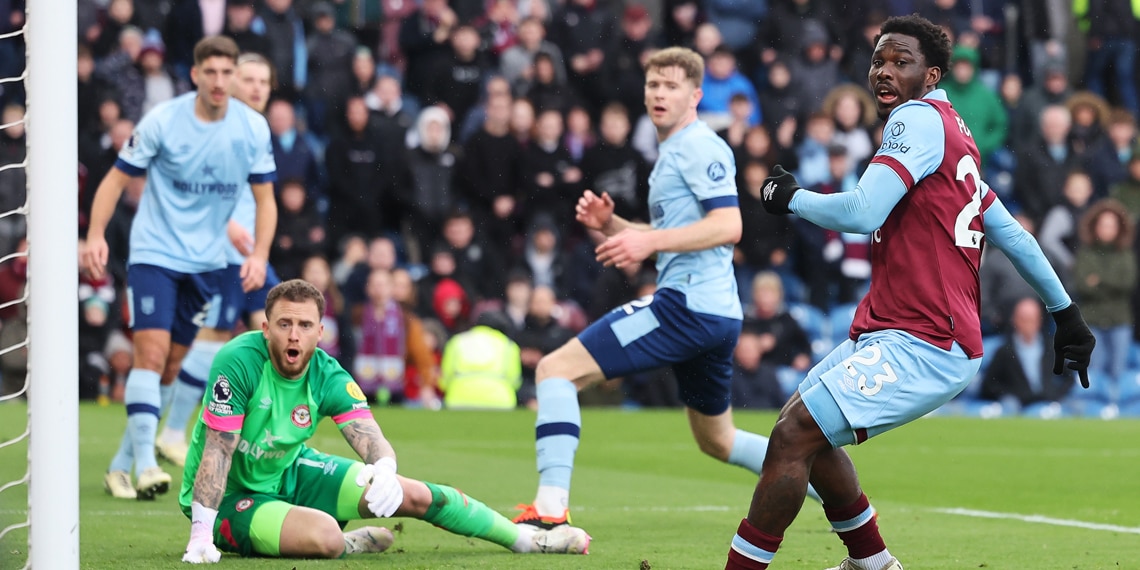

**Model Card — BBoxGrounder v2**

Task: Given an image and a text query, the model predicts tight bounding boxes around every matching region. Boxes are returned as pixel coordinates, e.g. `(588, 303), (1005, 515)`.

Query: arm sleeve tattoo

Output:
(340, 418), (395, 465)
(193, 428), (239, 510)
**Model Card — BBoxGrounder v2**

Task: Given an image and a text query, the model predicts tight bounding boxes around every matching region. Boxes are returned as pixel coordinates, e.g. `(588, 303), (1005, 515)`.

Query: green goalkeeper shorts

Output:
(213, 447), (366, 556)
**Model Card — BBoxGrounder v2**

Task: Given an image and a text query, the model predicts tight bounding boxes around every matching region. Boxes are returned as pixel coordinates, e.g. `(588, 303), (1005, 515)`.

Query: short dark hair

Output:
(193, 35), (240, 66)
(874, 14), (952, 79)
(265, 279), (326, 318)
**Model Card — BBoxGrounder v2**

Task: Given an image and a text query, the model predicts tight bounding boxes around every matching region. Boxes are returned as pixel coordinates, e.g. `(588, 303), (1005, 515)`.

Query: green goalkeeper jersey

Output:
(179, 331), (373, 514)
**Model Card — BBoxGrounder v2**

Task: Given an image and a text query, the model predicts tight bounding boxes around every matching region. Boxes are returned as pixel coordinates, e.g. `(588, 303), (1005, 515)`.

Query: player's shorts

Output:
(210, 447), (365, 557)
(127, 263), (223, 345)
(798, 329), (981, 448)
(578, 287), (741, 416)
(203, 263), (282, 331)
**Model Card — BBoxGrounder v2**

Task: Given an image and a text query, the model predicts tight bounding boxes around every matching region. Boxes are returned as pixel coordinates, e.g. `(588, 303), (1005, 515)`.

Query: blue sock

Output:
(159, 384), (174, 418)
(534, 378), (580, 492)
(108, 430), (134, 474)
(729, 429), (823, 503)
(124, 369), (162, 472)
(162, 341), (216, 440)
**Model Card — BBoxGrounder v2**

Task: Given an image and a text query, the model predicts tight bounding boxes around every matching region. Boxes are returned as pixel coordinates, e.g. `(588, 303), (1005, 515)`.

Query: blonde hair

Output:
(645, 47), (704, 88)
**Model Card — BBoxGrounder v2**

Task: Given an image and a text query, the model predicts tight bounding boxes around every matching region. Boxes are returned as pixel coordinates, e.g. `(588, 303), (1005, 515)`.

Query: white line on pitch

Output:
(0, 509), (177, 517)
(933, 507), (1140, 534)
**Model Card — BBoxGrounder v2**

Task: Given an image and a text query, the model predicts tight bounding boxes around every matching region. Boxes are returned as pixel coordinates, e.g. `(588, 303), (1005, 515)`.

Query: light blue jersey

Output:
(116, 92), (276, 273)
(648, 120), (742, 320)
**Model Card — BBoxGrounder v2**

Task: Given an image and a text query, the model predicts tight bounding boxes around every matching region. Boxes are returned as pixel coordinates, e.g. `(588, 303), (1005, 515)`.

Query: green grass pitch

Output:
(1, 403), (1138, 569)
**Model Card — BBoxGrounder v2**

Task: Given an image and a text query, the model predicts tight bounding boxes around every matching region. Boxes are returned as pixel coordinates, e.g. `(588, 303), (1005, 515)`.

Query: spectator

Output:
(138, 39), (180, 116)
(365, 74), (417, 153)
(1018, 0), (1069, 83)
(519, 109), (582, 230)
(1075, 0), (1140, 118)
(979, 212), (1040, 335)
(1084, 109), (1138, 198)
(163, 0), (211, 81)
(77, 45), (109, 137)
(266, 100), (322, 204)
(549, 0), (613, 109)
(79, 271), (120, 399)
(509, 96), (536, 146)
(439, 310), (522, 409)
(521, 51), (577, 114)
(81, 119), (134, 233)
(580, 102), (651, 223)
(299, 254), (350, 365)
(348, 46), (377, 97)
(1039, 169), (1095, 287)
(716, 93), (756, 149)
(822, 84), (877, 168)
(786, 19), (843, 116)
(415, 244), (475, 319)
(1014, 104), (1079, 225)
(331, 233), (368, 288)
(562, 105), (594, 163)
(1109, 146), (1140, 220)
(94, 26), (146, 122)
(754, 1), (841, 68)
(1065, 90), (1111, 163)
(0, 104), (26, 256)
(304, 1), (358, 138)
(691, 21), (722, 60)
(441, 209), (503, 301)
(520, 214), (570, 296)
(344, 236), (400, 309)
(1011, 57), (1071, 150)
(704, 0), (765, 51)
(271, 178), (325, 279)
(354, 268), (437, 404)
(980, 297), (1074, 410)
(224, 0), (271, 56)
(794, 112), (835, 189)
(457, 94), (522, 246)
(798, 143), (862, 309)
(735, 161), (792, 288)
(325, 97), (386, 247)
(394, 106), (461, 264)
(500, 16), (567, 87)
(602, 3), (659, 118)
(431, 275), (472, 335)
(758, 60), (801, 141)
(733, 124), (798, 176)
(91, 0), (139, 59)
(425, 25), (493, 125)
(499, 268), (533, 334)
(474, 0), (521, 57)
(399, 0), (459, 98)
(257, 0), (308, 100)
(941, 44), (1007, 165)
(515, 285), (573, 406)
(745, 271), (813, 372)
(98, 330), (132, 405)
(730, 325), (788, 411)
(587, 256), (649, 322)
(1074, 198), (1137, 383)
(700, 47), (761, 132)
(663, 0), (702, 49)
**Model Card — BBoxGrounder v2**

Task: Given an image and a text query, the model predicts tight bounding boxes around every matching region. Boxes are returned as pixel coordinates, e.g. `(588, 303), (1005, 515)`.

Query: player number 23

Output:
(842, 346), (898, 397)
(954, 155), (984, 249)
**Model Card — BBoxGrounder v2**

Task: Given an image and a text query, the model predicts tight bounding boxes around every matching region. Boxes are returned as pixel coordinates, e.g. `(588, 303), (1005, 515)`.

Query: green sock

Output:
(422, 482), (519, 550)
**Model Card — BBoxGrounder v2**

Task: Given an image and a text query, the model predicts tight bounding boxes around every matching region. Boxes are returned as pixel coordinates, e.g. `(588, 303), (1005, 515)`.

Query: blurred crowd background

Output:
(0, 0), (1139, 417)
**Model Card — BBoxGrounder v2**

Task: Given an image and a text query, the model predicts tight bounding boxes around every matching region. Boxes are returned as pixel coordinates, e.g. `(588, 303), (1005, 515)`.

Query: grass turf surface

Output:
(1, 403), (1138, 569)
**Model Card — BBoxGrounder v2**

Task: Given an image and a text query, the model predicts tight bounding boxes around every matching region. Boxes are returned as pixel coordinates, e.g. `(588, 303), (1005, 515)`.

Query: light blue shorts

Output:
(798, 329), (981, 448)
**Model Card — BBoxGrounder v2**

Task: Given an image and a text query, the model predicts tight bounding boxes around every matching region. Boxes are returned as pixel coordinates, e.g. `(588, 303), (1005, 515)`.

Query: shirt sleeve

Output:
(790, 162), (907, 234)
(982, 194), (1072, 312)
(315, 355), (373, 428)
(675, 135), (738, 210)
(201, 344), (253, 433)
(867, 101), (945, 191)
(114, 111), (162, 175)
(247, 112), (277, 183)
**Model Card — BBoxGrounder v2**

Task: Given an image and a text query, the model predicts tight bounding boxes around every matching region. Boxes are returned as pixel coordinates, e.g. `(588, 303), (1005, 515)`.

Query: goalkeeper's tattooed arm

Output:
(341, 417), (395, 465)
(193, 428), (239, 509)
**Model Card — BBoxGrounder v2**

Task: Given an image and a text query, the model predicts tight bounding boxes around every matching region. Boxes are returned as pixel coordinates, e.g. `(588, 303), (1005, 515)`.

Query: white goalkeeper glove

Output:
(355, 457), (403, 518)
(182, 502), (222, 564)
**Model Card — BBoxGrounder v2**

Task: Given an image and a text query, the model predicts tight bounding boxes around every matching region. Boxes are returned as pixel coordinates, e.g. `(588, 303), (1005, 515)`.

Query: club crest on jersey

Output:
(346, 382), (366, 401)
(213, 375), (232, 403)
(291, 405), (312, 428)
(235, 498), (254, 512)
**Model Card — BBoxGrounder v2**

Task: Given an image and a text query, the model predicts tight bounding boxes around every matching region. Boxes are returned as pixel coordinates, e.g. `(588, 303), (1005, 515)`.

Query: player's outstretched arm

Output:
(595, 206), (740, 268)
(576, 190), (651, 236)
(184, 428), (239, 564)
(763, 163), (907, 234)
(343, 417), (405, 519)
(82, 166), (134, 279)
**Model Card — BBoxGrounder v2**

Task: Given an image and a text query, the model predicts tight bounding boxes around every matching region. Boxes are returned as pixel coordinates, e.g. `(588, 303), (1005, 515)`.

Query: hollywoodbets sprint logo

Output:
(172, 163), (239, 197)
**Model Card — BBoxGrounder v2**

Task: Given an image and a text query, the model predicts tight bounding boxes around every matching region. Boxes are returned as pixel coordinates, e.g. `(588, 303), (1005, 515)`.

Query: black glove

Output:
(1052, 304), (1096, 389)
(760, 164), (802, 215)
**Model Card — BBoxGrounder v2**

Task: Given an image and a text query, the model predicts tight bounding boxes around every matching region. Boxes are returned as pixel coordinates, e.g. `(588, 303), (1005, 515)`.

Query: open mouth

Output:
(285, 348), (301, 364)
(876, 86), (898, 106)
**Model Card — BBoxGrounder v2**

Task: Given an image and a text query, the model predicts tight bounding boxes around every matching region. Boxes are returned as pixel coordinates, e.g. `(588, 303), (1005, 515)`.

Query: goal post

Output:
(26, 0), (79, 565)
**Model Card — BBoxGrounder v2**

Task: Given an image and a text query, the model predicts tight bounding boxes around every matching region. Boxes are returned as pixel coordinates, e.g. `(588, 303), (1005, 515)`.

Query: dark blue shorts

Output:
(127, 264), (223, 345)
(578, 287), (742, 416)
(204, 263), (281, 331)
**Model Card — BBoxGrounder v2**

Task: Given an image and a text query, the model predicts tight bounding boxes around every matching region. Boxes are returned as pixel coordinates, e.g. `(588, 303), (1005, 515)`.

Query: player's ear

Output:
(190, 65), (199, 88)
(927, 65), (942, 88)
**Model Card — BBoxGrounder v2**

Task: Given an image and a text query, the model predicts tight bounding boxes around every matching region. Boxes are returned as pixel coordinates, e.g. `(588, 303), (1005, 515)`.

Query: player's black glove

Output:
(1052, 303), (1096, 389)
(761, 164), (802, 215)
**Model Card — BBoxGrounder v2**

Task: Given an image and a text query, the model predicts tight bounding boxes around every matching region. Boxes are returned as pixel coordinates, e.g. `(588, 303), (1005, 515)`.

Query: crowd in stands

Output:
(1, 0), (1140, 417)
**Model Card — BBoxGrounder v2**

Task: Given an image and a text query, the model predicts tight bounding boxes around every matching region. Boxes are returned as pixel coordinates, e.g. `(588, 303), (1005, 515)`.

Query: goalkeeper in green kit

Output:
(179, 279), (590, 563)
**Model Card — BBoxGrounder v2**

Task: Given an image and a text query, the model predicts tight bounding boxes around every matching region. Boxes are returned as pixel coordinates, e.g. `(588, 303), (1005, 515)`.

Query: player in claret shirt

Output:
(726, 14), (1096, 570)
(179, 280), (590, 563)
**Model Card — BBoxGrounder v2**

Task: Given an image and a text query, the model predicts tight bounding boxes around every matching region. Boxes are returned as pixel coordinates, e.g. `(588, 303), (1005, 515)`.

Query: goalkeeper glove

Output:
(1052, 303), (1096, 389)
(760, 164), (803, 215)
(356, 457), (404, 518)
(182, 502), (222, 564)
